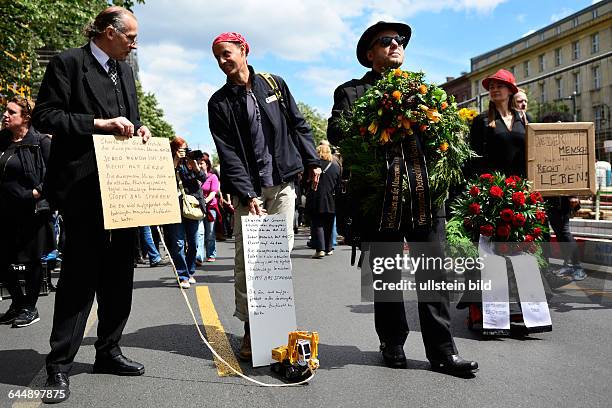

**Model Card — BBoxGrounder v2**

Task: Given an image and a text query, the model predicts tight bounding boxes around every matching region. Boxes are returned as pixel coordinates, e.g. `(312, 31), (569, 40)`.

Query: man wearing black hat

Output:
(328, 21), (478, 376)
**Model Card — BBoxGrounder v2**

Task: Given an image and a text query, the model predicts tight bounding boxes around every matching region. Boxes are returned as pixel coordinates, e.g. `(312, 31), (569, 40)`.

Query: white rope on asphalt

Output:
(156, 226), (315, 387)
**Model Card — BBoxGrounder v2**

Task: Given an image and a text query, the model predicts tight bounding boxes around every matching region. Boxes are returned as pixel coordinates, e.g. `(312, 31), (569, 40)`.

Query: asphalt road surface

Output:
(1, 230), (611, 408)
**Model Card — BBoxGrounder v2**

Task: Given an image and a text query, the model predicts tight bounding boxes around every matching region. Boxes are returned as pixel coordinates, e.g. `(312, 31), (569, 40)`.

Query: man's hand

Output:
(32, 189), (41, 199)
(247, 198), (266, 216)
(137, 125), (151, 142)
(94, 117), (135, 137)
(308, 165), (322, 191)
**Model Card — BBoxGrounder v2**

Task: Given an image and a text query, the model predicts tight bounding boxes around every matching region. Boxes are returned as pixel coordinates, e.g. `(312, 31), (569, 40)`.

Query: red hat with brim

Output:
(482, 69), (518, 94)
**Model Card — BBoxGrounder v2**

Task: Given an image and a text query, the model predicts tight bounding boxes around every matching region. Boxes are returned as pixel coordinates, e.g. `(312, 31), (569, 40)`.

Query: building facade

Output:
(445, 0), (611, 160)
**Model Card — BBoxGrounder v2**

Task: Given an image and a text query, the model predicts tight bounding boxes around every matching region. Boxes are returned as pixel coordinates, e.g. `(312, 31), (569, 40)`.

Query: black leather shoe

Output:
(430, 354), (478, 376)
(380, 343), (407, 368)
(92, 354), (145, 376)
(41, 372), (70, 404)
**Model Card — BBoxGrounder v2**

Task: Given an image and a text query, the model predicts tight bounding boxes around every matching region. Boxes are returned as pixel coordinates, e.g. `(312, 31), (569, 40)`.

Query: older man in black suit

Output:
(32, 6), (150, 403)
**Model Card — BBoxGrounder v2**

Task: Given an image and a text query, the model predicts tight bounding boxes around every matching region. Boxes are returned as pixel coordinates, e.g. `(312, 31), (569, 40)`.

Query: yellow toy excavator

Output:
(271, 331), (319, 381)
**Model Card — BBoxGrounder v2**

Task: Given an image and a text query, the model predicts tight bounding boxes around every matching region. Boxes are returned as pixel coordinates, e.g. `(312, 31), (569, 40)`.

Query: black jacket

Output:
(327, 71), (381, 145)
(0, 127), (51, 212)
(32, 43), (142, 211)
(306, 159), (341, 213)
(208, 66), (319, 203)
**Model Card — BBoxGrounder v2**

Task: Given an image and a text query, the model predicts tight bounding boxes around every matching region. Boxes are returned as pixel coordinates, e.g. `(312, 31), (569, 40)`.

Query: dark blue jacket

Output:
(208, 66), (319, 203)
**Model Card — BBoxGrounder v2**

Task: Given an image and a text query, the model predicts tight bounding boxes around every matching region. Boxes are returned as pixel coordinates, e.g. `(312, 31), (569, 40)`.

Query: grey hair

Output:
(84, 7), (132, 39)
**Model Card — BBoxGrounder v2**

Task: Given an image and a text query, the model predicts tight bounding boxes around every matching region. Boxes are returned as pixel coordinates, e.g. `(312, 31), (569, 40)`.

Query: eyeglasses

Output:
(113, 27), (138, 46)
(370, 35), (408, 49)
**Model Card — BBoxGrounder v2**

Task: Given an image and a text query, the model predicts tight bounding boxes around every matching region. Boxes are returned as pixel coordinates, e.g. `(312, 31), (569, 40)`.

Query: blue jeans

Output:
(164, 218), (199, 281)
(140, 226), (161, 265)
(196, 221), (205, 263)
(310, 215), (337, 249)
(204, 209), (217, 259)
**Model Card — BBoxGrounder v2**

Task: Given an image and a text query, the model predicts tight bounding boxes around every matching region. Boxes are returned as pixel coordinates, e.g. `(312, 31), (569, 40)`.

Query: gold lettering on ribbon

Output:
(407, 138), (428, 226)
(385, 161), (402, 229)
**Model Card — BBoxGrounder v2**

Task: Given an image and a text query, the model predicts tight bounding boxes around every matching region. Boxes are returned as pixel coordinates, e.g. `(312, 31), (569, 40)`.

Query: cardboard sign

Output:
(242, 214), (297, 367)
(93, 135), (181, 229)
(526, 122), (596, 196)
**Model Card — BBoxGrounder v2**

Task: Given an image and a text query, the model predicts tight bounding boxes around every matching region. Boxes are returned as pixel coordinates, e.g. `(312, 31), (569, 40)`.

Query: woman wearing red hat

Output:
(468, 69), (527, 177)
(461, 69), (531, 332)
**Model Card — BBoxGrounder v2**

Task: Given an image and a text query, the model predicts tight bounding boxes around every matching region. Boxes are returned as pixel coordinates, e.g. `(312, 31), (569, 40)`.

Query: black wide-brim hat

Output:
(356, 21), (412, 68)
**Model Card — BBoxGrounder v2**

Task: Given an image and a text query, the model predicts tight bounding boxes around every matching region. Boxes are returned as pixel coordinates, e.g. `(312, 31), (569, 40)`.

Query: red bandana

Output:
(212, 32), (250, 55)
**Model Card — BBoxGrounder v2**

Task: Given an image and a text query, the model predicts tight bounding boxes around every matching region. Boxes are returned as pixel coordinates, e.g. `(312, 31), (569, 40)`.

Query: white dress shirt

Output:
(89, 40), (113, 73)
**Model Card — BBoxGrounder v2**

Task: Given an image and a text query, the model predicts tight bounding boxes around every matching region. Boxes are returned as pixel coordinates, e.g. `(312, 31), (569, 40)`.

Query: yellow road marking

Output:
(12, 303), (98, 408)
(195, 286), (242, 377)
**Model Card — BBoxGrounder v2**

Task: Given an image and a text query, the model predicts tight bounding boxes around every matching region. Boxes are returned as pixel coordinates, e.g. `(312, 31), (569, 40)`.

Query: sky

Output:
(132, 0), (600, 153)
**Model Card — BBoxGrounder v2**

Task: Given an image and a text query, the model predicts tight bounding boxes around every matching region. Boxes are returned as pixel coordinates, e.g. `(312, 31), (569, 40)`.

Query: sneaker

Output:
(571, 266), (587, 281)
(195, 259), (204, 267)
(554, 264), (574, 277)
(326, 250), (334, 256)
(188, 277), (196, 284)
(12, 308), (40, 328)
(206, 257), (216, 262)
(311, 250), (325, 259)
(0, 307), (20, 325)
(179, 280), (190, 289)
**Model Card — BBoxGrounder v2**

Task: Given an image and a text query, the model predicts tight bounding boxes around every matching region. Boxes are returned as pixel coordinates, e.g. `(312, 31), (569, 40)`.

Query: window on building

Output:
(523, 60), (530, 77)
(474, 80), (479, 95)
(539, 83), (546, 103)
(576, 109), (581, 121)
(572, 41), (580, 60)
(574, 72), (581, 94)
(591, 32), (600, 53)
(525, 38), (530, 48)
(555, 26), (561, 35)
(511, 45), (516, 54)
(509, 66), (515, 76)
(556, 78), (563, 99)
(539, 54), (545, 72)
(592, 66), (601, 89)
(572, 17), (579, 28)
(555, 48), (562, 66)
(594, 105), (604, 130)
(592, 9), (598, 19)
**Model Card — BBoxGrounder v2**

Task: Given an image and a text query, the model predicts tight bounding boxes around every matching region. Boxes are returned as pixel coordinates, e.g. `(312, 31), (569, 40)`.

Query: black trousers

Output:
(46, 201), (135, 375)
(368, 215), (457, 361)
(312, 212), (335, 252)
(546, 197), (580, 265)
(0, 261), (43, 310)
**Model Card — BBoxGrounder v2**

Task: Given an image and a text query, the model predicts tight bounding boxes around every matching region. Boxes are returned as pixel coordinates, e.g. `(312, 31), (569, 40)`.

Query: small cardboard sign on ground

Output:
(242, 214), (297, 367)
(93, 135), (180, 229)
(526, 122), (596, 196)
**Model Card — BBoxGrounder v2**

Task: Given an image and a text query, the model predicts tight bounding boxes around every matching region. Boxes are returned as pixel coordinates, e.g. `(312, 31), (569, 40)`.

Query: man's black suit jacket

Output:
(32, 43), (142, 211)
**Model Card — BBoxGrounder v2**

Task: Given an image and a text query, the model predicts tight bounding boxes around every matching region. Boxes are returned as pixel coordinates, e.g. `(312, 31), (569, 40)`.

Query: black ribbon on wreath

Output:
(379, 134), (433, 235)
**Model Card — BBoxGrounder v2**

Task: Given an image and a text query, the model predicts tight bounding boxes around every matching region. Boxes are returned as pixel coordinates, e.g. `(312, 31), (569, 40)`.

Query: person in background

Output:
(140, 226), (167, 267)
(201, 156), (220, 262)
(165, 137), (205, 288)
(512, 88), (531, 124)
(306, 144), (341, 258)
(540, 111), (585, 281)
(0, 97), (53, 328)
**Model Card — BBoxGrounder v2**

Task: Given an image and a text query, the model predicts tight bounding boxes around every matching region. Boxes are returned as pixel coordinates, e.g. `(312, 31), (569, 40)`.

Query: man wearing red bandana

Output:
(208, 32), (320, 361)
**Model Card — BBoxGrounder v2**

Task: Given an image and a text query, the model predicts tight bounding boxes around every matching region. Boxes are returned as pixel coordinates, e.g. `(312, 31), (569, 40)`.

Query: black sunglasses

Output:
(370, 35), (408, 49)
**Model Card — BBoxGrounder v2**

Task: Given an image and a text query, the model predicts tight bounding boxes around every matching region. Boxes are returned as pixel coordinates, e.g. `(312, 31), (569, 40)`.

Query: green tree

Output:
(530, 101), (570, 122)
(298, 102), (328, 145)
(136, 81), (174, 139)
(0, 0), (144, 103)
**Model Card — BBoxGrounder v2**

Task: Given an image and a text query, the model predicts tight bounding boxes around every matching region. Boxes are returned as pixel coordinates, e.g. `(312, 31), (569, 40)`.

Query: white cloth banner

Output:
(479, 236), (510, 331)
(242, 214), (297, 367)
(509, 254), (552, 329)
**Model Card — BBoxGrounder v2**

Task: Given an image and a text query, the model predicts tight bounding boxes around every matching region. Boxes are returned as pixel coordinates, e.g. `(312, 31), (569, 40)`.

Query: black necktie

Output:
(108, 59), (118, 86)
